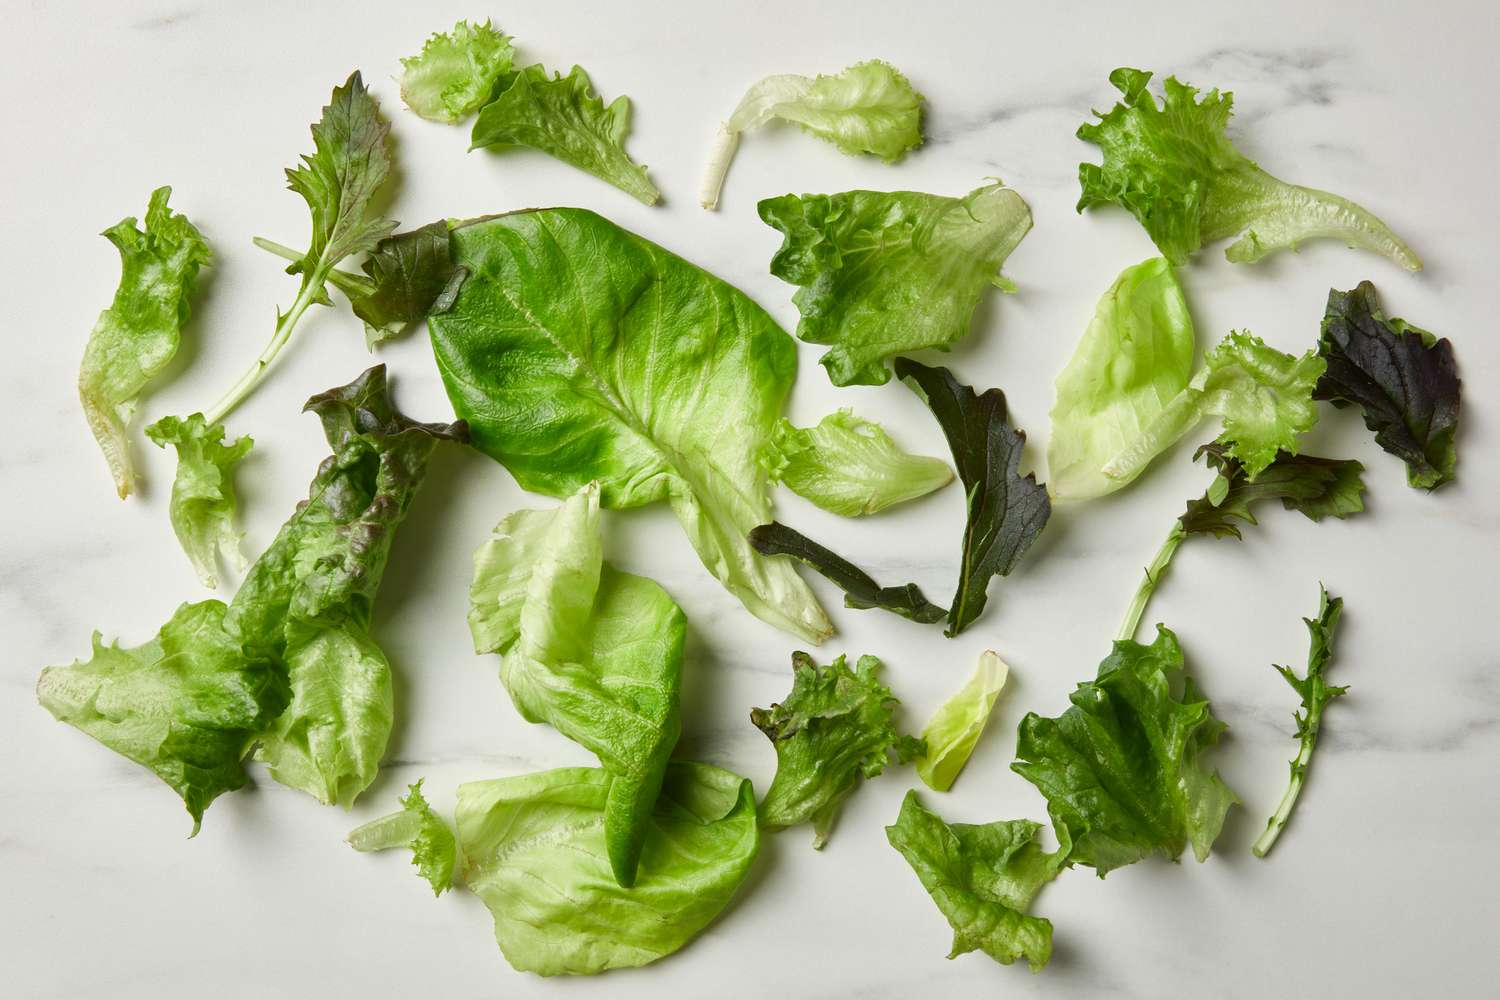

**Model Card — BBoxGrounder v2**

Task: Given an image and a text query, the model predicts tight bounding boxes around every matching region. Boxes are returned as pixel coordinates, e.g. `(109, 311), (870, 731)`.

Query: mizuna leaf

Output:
(748, 522), (947, 624)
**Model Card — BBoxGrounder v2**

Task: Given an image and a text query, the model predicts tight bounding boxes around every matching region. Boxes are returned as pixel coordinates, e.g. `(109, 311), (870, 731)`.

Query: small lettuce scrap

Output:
(760, 182), (1031, 386)
(701, 60), (923, 209)
(915, 650), (1008, 792)
(347, 779), (457, 895)
(1315, 282), (1460, 489)
(467, 482), (684, 888)
(762, 410), (953, 516)
(886, 791), (1068, 971)
(399, 20), (515, 124)
(753, 652), (923, 847)
(1077, 68), (1421, 270)
(1013, 626), (1238, 874)
(78, 186), (212, 498)
(145, 414), (252, 588)
(748, 522), (948, 624)
(1047, 257), (1196, 500)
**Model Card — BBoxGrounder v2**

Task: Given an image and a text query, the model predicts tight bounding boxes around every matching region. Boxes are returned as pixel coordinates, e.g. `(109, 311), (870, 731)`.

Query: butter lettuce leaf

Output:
(347, 778), (457, 895)
(701, 60), (923, 209)
(1314, 282), (1460, 489)
(1077, 68), (1420, 270)
(78, 186), (211, 498)
(471, 64), (659, 205)
(429, 208), (831, 643)
(36, 600), (283, 833)
(760, 182), (1031, 386)
(457, 762), (759, 976)
(886, 790), (1068, 971)
(145, 414), (252, 588)
(748, 522), (947, 624)
(467, 482), (684, 887)
(915, 650), (1008, 792)
(399, 19), (514, 124)
(1013, 626), (1237, 874)
(896, 359), (1050, 637)
(762, 410), (953, 516)
(1047, 257), (1196, 500)
(753, 652), (922, 847)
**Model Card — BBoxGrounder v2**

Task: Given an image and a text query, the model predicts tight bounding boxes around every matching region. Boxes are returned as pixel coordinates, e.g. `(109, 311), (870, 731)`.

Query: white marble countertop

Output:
(4, 1), (1496, 996)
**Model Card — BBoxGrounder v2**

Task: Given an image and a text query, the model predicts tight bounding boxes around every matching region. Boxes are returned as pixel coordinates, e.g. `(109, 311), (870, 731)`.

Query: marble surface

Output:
(3, 1), (1497, 996)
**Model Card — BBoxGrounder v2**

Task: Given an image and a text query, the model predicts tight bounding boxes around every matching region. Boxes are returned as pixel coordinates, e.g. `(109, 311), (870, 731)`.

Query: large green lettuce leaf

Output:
(457, 762), (759, 975)
(1077, 68), (1420, 270)
(759, 182), (1031, 386)
(1047, 257), (1195, 500)
(429, 208), (831, 643)
(761, 409), (952, 516)
(467, 482), (683, 887)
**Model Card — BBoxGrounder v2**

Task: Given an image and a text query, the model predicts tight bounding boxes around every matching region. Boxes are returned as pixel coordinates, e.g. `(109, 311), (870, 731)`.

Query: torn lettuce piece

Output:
(471, 64), (659, 205)
(762, 410), (953, 516)
(399, 19), (514, 124)
(347, 779), (457, 895)
(760, 182), (1031, 386)
(145, 414), (252, 588)
(896, 359), (1051, 637)
(467, 482), (683, 888)
(457, 762), (759, 976)
(915, 651), (1008, 792)
(1102, 330), (1325, 486)
(752, 652), (923, 847)
(1013, 626), (1237, 874)
(701, 60), (923, 210)
(36, 600), (283, 833)
(1314, 282), (1460, 489)
(1047, 257), (1196, 500)
(748, 522), (947, 624)
(429, 207), (831, 644)
(1077, 67), (1421, 270)
(886, 791), (1068, 971)
(78, 186), (212, 498)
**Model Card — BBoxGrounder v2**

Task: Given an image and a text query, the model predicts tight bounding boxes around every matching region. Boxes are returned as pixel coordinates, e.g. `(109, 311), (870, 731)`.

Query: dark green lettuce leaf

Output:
(1012, 626), (1237, 874)
(1180, 443), (1366, 539)
(748, 522), (947, 624)
(349, 221), (467, 346)
(1314, 281), (1460, 489)
(753, 652), (923, 847)
(145, 414), (253, 588)
(895, 358), (1050, 636)
(886, 790), (1068, 971)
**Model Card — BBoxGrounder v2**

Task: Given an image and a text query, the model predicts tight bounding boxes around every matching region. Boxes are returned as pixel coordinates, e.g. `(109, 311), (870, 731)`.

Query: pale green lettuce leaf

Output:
(467, 482), (684, 887)
(1047, 257), (1195, 500)
(347, 779), (457, 895)
(760, 182), (1031, 386)
(145, 414), (253, 588)
(429, 208), (831, 644)
(762, 409), (952, 516)
(1077, 68), (1420, 270)
(471, 64), (659, 205)
(457, 762), (759, 976)
(399, 20), (514, 124)
(78, 186), (211, 498)
(701, 60), (923, 209)
(915, 651), (1008, 792)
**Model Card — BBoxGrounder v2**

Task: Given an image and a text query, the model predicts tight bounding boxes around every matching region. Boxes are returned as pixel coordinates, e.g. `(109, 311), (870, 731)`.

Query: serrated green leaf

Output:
(399, 20), (514, 124)
(145, 414), (252, 588)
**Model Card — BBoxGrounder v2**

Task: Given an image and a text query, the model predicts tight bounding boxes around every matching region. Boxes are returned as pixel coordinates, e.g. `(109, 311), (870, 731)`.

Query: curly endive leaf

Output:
(145, 414), (253, 588)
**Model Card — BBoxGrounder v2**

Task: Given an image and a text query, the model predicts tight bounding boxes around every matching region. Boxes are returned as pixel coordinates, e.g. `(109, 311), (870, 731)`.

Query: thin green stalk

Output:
(254, 238), (369, 299)
(346, 808), (423, 852)
(1252, 740), (1313, 857)
(1116, 522), (1185, 642)
(201, 269), (326, 425)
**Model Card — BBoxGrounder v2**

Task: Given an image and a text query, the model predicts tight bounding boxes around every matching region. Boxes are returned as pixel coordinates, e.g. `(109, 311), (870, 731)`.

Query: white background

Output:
(3, 1), (1496, 996)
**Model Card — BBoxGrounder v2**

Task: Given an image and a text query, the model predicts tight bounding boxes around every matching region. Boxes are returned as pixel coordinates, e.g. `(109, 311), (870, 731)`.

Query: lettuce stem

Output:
(346, 808), (423, 852)
(698, 124), (740, 210)
(1117, 522), (1185, 642)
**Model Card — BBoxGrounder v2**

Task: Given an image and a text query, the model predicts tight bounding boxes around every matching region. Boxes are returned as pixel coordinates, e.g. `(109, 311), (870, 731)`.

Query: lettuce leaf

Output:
(457, 763), (759, 975)
(36, 600), (283, 833)
(762, 410), (953, 516)
(467, 482), (684, 887)
(471, 64), (659, 205)
(144, 414), (252, 588)
(747, 522), (948, 624)
(896, 359), (1051, 637)
(753, 652), (923, 847)
(347, 779), (457, 895)
(1077, 68), (1421, 270)
(429, 208), (832, 644)
(886, 791), (1068, 971)
(1314, 282), (1460, 489)
(399, 20), (514, 124)
(759, 182), (1031, 386)
(78, 186), (211, 498)
(701, 60), (923, 209)
(1012, 626), (1237, 874)
(915, 650), (1008, 792)
(1047, 257), (1196, 500)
